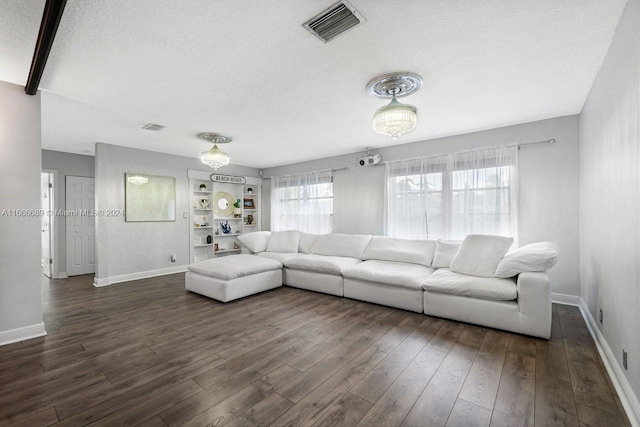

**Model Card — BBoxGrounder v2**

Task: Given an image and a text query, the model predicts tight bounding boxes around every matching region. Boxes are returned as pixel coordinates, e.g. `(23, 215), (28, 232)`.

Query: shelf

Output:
(244, 209), (257, 212)
(216, 233), (241, 237)
(244, 224), (257, 227)
(194, 190), (212, 195)
(194, 208), (213, 211)
(244, 193), (256, 196)
(214, 216), (242, 220)
(194, 243), (212, 248)
(194, 226), (213, 229)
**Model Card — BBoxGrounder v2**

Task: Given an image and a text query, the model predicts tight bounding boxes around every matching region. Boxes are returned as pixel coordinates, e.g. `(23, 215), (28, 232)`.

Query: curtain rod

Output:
(268, 166), (348, 179)
(381, 137), (558, 164)
(511, 138), (556, 149)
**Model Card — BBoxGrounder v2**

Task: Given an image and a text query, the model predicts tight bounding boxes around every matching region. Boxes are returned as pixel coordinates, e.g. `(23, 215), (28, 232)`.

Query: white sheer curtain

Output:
(385, 155), (449, 239)
(450, 147), (518, 241)
(271, 170), (333, 233)
(385, 146), (518, 241)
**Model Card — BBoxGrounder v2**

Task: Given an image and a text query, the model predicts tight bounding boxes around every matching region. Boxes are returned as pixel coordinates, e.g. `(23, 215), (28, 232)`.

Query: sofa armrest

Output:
(517, 271), (551, 317)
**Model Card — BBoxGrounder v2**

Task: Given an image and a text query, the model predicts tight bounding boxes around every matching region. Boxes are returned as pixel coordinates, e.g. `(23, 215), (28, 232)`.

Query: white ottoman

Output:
(186, 254), (283, 302)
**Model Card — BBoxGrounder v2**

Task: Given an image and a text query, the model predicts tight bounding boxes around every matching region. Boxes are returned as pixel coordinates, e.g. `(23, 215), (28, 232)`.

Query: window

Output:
(271, 170), (333, 233)
(386, 147), (518, 241)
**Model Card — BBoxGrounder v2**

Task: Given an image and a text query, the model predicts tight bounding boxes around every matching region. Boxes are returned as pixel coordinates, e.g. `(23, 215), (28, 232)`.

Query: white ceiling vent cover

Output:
(303, 1), (365, 43)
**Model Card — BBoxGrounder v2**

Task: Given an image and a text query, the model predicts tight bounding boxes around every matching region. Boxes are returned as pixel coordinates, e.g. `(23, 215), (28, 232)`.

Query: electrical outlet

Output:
(623, 350), (628, 370)
(599, 309), (603, 324)
(170, 254), (176, 263)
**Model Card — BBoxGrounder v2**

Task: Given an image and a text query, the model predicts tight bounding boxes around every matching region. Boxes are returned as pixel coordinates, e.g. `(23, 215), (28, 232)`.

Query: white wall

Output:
(263, 115), (580, 297)
(0, 80), (44, 342)
(41, 149), (95, 277)
(94, 143), (260, 284)
(580, 0), (640, 405)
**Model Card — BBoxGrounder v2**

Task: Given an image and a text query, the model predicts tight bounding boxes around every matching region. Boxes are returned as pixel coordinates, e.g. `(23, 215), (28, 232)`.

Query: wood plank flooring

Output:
(0, 273), (631, 426)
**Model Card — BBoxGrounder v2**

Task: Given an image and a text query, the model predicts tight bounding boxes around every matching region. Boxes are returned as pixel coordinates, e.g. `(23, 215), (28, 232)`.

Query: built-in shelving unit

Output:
(188, 170), (261, 263)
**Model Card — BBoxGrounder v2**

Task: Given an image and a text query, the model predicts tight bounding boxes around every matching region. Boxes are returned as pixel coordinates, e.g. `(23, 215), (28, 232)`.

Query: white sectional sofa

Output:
(187, 230), (558, 338)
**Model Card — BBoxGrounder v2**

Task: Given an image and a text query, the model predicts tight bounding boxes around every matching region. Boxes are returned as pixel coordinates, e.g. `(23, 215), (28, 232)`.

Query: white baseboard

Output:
(551, 292), (582, 306)
(93, 265), (188, 287)
(0, 322), (47, 346)
(58, 272), (68, 279)
(551, 294), (640, 426)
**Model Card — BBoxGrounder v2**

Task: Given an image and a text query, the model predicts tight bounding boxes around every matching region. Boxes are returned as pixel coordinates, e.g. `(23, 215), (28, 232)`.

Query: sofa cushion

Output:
(450, 234), (514, 278)
(495, 242), (559, 278)
(285, 254), (362, 275)
(431, 240), (462, 268)
(188, 254), (282, 281)
(363, 237), (436, 267)
(342, 260), (435, 290)
(266, 230), (300, 253)
(299, 232), (319, 254)
(310, 233), (372, 259)
(237, 231), (271, 253)
(423, 268), (517, 301)
(256, 251), (306, 264)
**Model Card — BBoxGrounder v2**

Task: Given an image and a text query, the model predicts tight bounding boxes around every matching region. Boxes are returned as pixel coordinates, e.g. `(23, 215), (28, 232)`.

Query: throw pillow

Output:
(450, 234), (514, 278)
(266, 230), (301, 253)
(237, 231), (271, 253)
(495, 241), (559, 278)
(431, 240), (462, 268)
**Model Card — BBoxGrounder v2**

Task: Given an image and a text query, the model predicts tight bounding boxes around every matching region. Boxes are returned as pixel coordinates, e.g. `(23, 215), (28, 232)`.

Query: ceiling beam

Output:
(25, 0), (67, 95)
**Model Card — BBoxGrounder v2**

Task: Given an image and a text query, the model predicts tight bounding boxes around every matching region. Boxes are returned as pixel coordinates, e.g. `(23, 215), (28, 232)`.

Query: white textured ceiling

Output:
(0, 0), (628, 168)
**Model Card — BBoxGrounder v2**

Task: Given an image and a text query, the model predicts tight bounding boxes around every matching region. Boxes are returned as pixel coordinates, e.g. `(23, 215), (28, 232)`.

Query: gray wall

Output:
(580, 0), (640, 402)
(263, 115), (580, 297)
(41, 150), (95, 277)
(95, 143), (260, 282)
(0, 80), (43, 334)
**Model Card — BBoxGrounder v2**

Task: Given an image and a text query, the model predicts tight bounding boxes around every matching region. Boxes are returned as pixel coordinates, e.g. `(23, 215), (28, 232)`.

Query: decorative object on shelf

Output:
(220, 221), (232, 234)
(367, 72), (422, 139)
(233, 199), (242, 218)
(234, 242), (240, 249)
(199, 132), (232, 169)
(210, 174), (246, 184)
(247, 187), (253, 194)
(199, 198), (210, 209)
(214, 225), (219, 235)
(213, 191), (235, 217)
(195, 223), (200, 227)
(214, 243), (219, 251)
(206, 235), (212, 244)
(244, 198), (255, 209)
(199, 183), (207, 190)
(246, 214), (254, 225)
(201, 216), (208, 227)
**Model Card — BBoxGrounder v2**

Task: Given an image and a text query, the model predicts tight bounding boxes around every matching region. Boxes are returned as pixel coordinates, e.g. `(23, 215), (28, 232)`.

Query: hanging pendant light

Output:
(198, 132), (232, 169)
(367, 72), (422, 139)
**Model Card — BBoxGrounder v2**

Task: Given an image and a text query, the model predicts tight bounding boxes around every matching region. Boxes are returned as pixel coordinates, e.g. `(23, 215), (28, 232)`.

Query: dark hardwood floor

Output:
(0, 273), (631, 426)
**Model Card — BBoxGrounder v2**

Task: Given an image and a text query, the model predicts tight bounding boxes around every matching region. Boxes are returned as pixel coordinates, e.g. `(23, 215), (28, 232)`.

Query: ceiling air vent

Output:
(142, 123), (164, 131)
(303, 1), (365, 43)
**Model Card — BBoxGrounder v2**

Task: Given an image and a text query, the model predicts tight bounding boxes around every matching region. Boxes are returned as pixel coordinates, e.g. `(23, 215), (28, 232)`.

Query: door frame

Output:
(42, 169), (59, 278)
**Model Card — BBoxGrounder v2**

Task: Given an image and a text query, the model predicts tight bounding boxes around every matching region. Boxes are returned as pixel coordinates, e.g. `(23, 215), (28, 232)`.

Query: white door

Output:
(41, 172), (53, 278)
(66, 176), (96, 276)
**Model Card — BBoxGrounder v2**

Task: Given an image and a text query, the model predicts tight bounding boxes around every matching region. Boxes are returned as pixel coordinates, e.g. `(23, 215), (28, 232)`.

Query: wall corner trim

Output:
(552, 295), (640, 426)
(93, 265), (189, 287)
(0, 322), (47, 346)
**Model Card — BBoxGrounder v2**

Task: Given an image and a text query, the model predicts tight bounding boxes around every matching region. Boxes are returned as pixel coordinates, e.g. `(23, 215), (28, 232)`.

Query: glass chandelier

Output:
(126, 175), (148, 185)
(367, 72), (422, 139)
(372, 95), (417, 139)
(198, 133), (232, 169)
